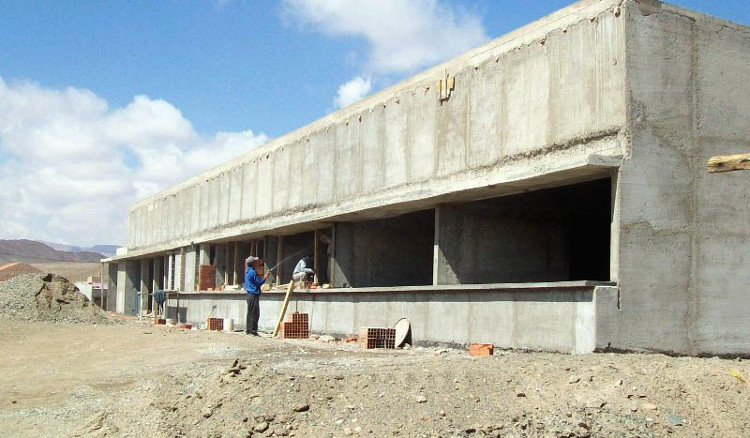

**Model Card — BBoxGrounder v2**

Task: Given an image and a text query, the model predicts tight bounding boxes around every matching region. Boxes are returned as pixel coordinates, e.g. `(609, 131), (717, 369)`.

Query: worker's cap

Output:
(245, 256), (259, 264)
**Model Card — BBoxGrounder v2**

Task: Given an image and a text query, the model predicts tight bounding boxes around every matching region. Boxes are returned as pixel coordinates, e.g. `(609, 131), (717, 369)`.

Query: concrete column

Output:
(140, 259), (152, 315)
(184, 248), (197, 292)
(107, 263), (118, 312)
(116, 260), (138, 315)
(434, 205), (461, 285)
(174, 252), (183, 291)
(166, 255), (174, 290)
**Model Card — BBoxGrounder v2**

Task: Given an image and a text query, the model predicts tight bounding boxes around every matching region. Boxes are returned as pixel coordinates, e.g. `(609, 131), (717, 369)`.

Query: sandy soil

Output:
(0, 318), (749, 438)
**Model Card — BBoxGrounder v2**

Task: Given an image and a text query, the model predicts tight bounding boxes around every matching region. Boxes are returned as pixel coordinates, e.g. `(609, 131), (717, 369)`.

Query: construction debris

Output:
(468, 343), (494, 357)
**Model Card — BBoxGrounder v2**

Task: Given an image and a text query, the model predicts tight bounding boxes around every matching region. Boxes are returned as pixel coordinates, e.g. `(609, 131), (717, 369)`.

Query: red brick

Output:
(468, 343), (494, 357)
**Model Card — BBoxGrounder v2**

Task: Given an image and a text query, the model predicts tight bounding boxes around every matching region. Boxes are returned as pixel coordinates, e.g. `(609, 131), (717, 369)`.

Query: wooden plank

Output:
(707, 153), (750, 173)
(272, 280), (295, 337)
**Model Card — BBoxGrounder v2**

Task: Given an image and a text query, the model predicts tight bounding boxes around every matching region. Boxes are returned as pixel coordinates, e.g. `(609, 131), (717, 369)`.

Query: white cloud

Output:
(282, 0), (488, 75)
(0, 77), (268, 247)
(333, 76), (372, 109)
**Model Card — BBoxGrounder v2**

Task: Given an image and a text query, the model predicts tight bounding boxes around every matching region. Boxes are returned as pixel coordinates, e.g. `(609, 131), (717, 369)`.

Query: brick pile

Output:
(281, 312), (309, 339)
(359, 327), (396, 349)
(198, 265), (216, 290)
(207, 317), (224, 331)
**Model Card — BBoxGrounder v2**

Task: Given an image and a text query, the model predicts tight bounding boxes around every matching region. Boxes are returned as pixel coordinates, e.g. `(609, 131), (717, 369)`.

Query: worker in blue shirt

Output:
(245, 256), (270, 336)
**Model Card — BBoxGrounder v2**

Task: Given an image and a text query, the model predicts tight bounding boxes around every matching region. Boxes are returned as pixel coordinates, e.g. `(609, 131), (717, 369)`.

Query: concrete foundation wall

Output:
(125, 0), (626, 254)
(605, 2), (750, 355)
(171, 284), (617, 354)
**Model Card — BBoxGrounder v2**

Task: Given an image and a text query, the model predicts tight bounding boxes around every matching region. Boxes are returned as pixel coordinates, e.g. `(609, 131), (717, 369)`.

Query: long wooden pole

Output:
(272, 280), (295, 337)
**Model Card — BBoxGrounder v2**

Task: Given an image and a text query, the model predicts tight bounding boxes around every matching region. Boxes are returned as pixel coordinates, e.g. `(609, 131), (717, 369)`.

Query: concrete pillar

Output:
(166, 254), (174, 290)
(140, 259), (152, 315)
(116, 260), (138, 315)
(184, 248), (197, 292)
(434, 205), (461, 285)
(174, 252), (183, 291)
(107, 263), (118, 312)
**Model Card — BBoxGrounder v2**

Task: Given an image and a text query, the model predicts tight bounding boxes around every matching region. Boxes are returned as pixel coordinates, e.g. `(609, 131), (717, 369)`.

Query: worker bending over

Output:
(292, 256), (315, 287)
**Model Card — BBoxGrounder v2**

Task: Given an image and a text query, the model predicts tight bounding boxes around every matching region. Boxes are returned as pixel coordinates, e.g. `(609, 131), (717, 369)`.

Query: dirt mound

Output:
(0, 273), (110, 324)
(0, 263), (43, 282)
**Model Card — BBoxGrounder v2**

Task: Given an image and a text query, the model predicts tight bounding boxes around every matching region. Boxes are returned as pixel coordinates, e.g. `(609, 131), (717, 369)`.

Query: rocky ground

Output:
(0, 275), (749, 437)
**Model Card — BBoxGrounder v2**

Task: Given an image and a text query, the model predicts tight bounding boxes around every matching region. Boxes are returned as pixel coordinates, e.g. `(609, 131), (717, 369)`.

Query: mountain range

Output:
(0, 239), (117, 265)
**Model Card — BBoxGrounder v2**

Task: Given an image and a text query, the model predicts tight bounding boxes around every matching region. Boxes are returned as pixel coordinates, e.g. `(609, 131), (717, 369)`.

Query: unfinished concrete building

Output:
(105, 0), (750, 355)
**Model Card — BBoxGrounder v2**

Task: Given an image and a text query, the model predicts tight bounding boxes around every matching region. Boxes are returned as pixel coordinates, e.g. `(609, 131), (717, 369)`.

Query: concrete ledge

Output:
(174, 280), (615, 296)
(167, 281), (617, 354)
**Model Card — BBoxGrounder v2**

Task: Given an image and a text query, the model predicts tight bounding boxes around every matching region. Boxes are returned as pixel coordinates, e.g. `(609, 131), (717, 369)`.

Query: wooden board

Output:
(707, 153), (750, 173)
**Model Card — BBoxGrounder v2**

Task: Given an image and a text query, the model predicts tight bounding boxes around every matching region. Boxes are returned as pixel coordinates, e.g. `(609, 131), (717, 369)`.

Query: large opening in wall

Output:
(438, 177), (611, 284)
(333, 210), (434, 288)
(277, 231), (316, 284)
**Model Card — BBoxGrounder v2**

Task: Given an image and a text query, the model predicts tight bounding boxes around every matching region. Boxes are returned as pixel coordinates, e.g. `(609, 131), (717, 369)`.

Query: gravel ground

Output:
(0, 276), (748, 437)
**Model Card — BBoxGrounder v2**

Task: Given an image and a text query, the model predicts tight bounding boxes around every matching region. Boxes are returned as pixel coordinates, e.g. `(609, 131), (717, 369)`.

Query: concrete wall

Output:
(124, 0), (626, 255)
(172, 283), (617, 354)
(605, 1), (750, 355)
(332, 212), (434, 288)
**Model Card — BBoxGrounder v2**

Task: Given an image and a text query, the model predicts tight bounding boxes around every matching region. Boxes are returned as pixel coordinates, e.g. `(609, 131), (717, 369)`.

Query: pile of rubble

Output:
(0, 273), (110, 324)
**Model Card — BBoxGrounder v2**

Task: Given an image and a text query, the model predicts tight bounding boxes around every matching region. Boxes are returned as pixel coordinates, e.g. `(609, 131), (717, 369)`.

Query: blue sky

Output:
(0, 0), (748, 246)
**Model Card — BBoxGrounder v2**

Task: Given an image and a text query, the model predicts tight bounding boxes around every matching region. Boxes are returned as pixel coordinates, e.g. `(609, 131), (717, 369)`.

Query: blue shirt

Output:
(245, 267), (266, 295)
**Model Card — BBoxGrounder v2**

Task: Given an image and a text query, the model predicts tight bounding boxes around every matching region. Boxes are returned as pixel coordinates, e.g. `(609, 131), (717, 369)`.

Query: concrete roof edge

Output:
(129, 0), (621, 211)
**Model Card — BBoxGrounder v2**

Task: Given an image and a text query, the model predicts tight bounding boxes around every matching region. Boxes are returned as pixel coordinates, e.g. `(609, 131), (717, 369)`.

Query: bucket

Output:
(223, 318), (234, 332)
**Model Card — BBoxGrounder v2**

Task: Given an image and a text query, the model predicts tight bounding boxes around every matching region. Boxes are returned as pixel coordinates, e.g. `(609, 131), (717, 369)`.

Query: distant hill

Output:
(0, 239), (107, 264)
(43, 242), (118, 257)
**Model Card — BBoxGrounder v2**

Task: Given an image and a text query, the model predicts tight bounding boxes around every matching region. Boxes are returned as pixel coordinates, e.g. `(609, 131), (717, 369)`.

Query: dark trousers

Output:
(245, 293), (260, 334)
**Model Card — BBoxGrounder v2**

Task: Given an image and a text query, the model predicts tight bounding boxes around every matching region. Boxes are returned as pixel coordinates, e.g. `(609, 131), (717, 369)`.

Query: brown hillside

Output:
(0, 239), (105, 264)
(0, 263), (43, 282)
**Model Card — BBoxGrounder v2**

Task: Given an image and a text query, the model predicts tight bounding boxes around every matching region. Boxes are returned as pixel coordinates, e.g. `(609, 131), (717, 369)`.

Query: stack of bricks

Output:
(207, 317), (224, 331)
(359, 327), (396, 349)
(198, 265), (216, 290)
(281, 312), (309, 339)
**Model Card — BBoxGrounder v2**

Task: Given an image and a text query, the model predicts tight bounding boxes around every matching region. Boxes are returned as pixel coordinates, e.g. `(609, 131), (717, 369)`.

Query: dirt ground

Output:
(0, 318), (748, 438)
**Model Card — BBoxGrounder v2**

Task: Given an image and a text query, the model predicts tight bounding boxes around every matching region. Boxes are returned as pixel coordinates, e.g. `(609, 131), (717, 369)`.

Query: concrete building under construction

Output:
(105, 0), (750, 356)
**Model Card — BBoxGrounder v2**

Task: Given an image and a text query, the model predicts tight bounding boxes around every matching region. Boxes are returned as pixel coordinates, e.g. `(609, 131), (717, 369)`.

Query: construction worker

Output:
(245, 256), (270, 336)
(292, 256), (315, 287)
